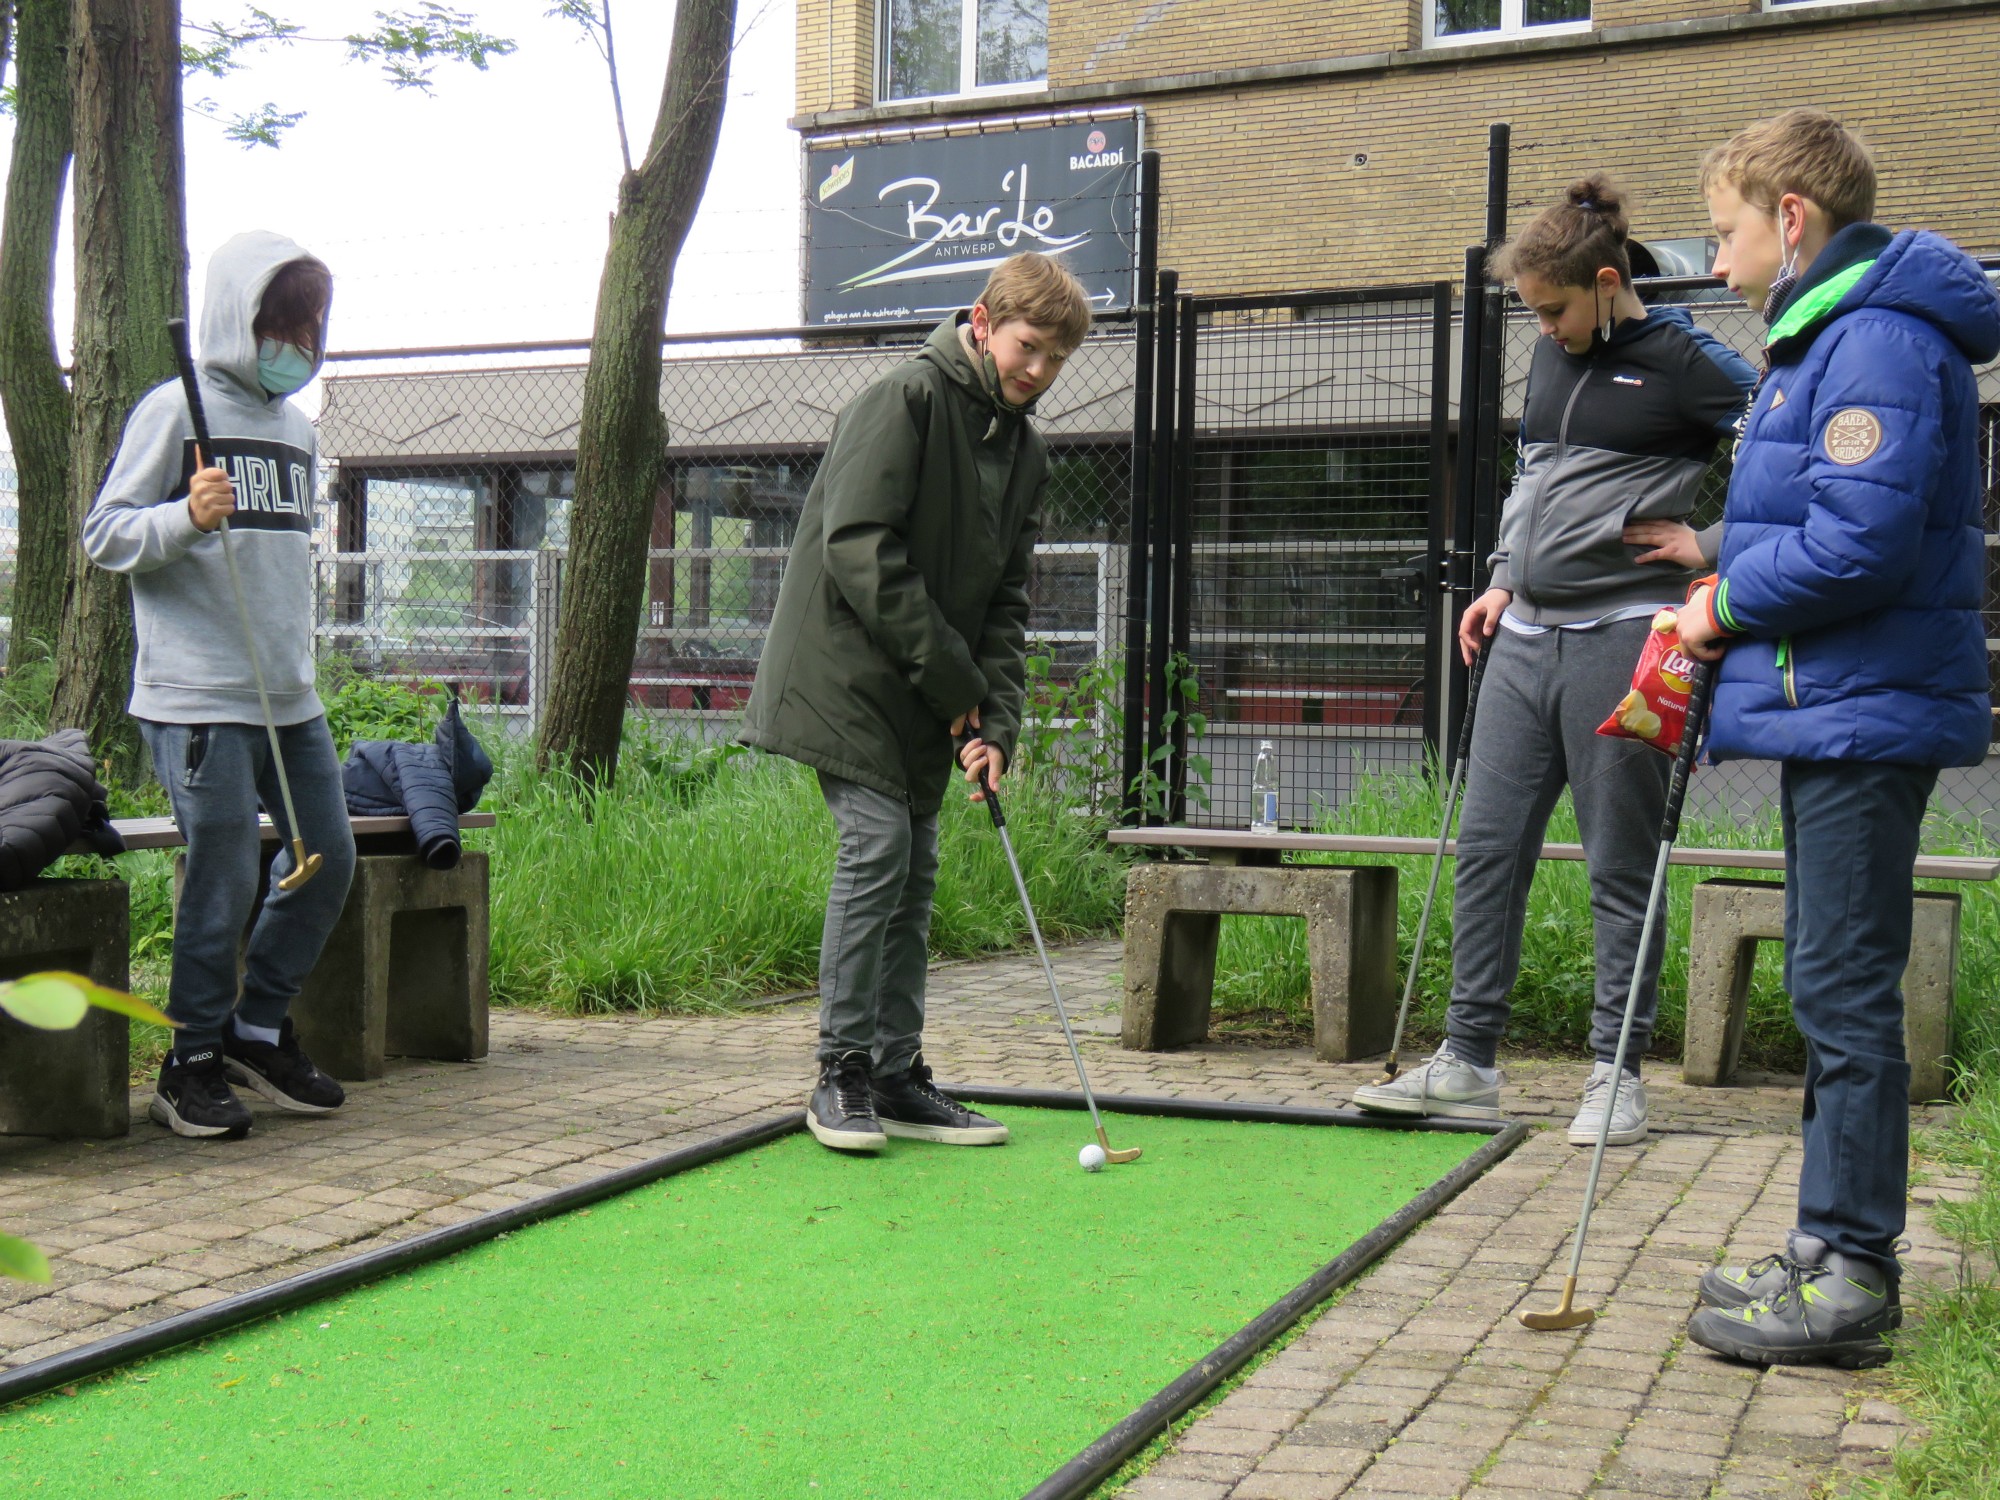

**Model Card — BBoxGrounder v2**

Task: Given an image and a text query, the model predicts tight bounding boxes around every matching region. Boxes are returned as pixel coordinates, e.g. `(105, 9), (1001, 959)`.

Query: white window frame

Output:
(1761, 0), (1893, 10)
(877, 0), (1049, 104)
(1421, 0), (1592, 48)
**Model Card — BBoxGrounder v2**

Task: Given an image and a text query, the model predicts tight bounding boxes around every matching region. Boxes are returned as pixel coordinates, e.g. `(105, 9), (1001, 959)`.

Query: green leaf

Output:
(0, 973), (174, 1029)
(0, 977), (89, 1030)
(0, 1232), (51, 1284)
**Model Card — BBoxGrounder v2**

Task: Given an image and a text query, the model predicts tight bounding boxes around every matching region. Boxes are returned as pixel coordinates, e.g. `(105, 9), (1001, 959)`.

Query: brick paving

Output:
(0, 937), (1978, 1498)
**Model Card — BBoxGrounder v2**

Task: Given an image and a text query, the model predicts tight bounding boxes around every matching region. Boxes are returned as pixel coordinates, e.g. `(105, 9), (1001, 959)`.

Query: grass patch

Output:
(1208, 772), (2000, 1072)
(477, 746), (1127, 1013)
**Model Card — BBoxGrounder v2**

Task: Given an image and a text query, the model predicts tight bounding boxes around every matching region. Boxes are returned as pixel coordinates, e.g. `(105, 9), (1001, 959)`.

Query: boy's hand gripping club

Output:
(958, 729), (1140, 1164)
(166, 318), (322, 892)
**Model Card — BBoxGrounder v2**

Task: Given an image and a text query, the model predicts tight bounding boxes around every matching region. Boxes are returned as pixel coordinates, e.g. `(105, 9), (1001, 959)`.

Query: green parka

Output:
(740, 316), (1047, 813)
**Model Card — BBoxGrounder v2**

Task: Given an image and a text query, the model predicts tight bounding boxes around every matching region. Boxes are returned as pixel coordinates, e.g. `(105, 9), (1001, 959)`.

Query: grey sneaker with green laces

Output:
(1687, 1248), (1900, 1369)
(1350, 1046), (1502, 1121)
(1699, 1231), (1828, 1311)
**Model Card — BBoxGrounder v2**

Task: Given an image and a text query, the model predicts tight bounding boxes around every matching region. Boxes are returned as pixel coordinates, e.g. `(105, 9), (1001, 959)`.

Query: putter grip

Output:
(1659, 658), (1715, 846)
(954, 727), (1005, 829)
(1455, 630), (1491, 768)
(166, 319), (214, 456)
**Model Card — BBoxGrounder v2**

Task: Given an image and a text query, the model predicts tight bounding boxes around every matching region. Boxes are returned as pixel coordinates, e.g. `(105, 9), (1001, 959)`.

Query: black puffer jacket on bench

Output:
(341, 695), (494, 870)
(0, 729), (126, 890)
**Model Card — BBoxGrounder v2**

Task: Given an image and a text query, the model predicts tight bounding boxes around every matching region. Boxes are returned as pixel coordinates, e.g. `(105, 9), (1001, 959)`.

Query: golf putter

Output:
(1521, 656), (1715, 1332)
(1375, 637), (1490, 1085)
(167, 318), (323, 892)
(959, 729), (1140, 1164)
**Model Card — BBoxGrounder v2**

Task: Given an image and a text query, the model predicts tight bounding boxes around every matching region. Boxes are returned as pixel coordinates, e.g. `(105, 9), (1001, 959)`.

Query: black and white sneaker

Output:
(872, 1054), (1008, 1145)
(223, 1019), (345, 1113)
(149, 1048), (253, 1139)
(808, 1050), (887, 1152)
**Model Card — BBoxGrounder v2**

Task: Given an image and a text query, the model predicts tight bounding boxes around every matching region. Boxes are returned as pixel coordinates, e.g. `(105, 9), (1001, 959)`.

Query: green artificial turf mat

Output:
(0, 1108), (1484, 1500)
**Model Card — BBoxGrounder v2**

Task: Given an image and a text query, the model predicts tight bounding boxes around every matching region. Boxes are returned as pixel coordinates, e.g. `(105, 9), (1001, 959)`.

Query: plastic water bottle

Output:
(1250, 740), (1279, 833)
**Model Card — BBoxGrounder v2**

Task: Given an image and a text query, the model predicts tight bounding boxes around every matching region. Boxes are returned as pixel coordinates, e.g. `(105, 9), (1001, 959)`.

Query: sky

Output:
(3, 0), (802, 371)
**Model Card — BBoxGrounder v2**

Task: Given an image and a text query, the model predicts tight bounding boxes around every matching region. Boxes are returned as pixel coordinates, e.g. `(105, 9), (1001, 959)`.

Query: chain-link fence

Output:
(312, 325), (1139, 739)
(1171, 287), (1452, 828)
(1493, 265), (2000, 843)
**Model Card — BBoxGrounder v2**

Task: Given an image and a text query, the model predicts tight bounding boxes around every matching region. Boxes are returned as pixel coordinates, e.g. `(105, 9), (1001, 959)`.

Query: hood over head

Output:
(199, 230), (330, 400)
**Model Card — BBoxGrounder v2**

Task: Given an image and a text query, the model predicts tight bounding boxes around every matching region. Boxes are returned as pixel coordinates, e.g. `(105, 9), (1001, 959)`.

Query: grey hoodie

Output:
(82, 231), (327, 726)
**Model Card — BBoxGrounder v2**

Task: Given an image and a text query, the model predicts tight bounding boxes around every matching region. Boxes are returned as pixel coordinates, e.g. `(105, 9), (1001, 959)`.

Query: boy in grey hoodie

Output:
(83, 231), (357, 1139)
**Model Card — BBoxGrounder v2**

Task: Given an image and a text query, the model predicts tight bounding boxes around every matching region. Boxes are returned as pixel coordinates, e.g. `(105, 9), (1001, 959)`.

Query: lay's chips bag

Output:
(1598, 605), (1701, 755)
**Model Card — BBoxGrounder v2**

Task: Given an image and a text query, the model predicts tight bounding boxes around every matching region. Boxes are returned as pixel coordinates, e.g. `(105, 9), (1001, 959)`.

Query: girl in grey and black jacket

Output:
(1353, 177), (1753, 1142)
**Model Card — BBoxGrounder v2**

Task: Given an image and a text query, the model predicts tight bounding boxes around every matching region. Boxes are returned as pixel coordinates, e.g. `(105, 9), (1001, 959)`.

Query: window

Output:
(882, 0), (1047, 102)
(1425, 0), (1589, 46)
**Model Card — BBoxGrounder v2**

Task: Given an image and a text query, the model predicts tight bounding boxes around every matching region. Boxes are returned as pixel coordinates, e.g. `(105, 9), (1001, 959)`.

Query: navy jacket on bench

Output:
(341, 696), (493, 869)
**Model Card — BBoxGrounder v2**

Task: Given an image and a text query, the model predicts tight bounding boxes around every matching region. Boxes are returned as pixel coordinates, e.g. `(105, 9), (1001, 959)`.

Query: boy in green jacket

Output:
(743, 252), (1094, 1153)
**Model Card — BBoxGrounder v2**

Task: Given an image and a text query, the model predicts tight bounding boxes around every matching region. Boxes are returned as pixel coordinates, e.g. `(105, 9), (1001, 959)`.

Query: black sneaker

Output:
(808, 1050), (886, 1152)
(149, 1048), (253, 1139)
(1687, 1249), (1901, 1369)
(871, 1054), (1008, 1145)
(223, 1019), (346, 1113)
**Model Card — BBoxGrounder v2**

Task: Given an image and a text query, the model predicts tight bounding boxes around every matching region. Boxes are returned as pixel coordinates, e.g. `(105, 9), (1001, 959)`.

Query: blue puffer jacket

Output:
(343, 694), (494, 869)
(1709, 226), (2000, 765)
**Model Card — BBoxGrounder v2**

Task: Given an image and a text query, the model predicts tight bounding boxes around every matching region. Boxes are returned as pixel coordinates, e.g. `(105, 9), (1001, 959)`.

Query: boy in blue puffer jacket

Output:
(1678, 110), (2000, 1368)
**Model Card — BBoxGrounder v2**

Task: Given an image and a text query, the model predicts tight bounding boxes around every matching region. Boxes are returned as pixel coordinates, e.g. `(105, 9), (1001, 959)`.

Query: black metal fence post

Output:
(1169, 291), (1198, 822)
(1145, 271), (1181, 824)
(1120, 150), (1161, 825)
(1446, 245), (1486, 769)
(1423, 280), (1453, 763)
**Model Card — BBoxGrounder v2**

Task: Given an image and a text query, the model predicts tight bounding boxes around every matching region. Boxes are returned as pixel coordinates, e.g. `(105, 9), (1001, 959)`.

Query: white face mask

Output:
(1762, 207), (1804, 327)
(257, 338), (316, 395)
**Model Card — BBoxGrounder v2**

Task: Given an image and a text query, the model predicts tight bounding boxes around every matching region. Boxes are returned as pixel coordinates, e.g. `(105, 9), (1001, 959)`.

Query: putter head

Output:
(1373, 1061), (1402, 1085)
(1518, 1276), (1596, 1331)
(277, 840), (323, 892)
(1095, 1125), (1142, 1165)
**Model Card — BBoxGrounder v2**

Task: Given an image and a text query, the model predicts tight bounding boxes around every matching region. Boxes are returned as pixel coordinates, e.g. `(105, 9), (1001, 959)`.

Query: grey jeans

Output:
(816, 771), (940, 1073)
(139, 718), (358, 1053)
(1444, 618), (1672, 1070)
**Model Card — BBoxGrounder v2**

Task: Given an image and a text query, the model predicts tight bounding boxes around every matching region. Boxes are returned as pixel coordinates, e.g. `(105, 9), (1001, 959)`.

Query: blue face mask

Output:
(257, 338), (317, 395)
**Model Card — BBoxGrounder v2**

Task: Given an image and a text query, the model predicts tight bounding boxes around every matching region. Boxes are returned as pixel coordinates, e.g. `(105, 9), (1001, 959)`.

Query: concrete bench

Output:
(1107, 827), (1996, 1084)
(1681, 877), (1970, 1102)
(0, 811), (497, 1139)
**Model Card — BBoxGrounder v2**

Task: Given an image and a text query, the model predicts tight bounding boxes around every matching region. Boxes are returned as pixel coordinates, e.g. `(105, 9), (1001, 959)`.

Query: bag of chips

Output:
(1597, 602), (1703, 755)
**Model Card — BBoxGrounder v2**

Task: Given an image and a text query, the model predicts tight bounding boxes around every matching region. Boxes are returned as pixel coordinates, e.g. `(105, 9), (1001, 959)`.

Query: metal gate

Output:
(1123, 280), (1456, 829)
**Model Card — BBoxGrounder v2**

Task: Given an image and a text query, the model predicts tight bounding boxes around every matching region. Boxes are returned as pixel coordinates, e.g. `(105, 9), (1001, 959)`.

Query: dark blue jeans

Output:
(1782, 759), (1938, 1282)
(140, 718), (357, 1053)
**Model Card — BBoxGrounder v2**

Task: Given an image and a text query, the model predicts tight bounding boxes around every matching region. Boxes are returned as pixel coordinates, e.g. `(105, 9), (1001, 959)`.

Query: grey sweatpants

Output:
(815, 770), (939, 1073)
(1444, 618), (1672, 1070)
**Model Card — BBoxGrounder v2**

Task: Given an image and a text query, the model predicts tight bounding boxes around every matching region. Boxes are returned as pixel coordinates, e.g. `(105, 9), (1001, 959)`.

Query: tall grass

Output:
(477, 743), (1126, 1014)
(1209, 772), (1999, 1071)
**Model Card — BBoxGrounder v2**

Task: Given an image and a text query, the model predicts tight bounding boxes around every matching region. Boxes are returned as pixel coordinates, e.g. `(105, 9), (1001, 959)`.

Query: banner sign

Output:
(803, 111), (1143, 328)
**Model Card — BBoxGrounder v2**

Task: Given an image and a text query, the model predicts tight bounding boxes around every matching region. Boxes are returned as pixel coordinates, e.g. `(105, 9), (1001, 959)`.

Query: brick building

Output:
(793, 0), (2000, 294)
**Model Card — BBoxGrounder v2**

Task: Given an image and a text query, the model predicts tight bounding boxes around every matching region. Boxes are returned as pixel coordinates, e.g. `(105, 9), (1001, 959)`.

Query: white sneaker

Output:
(1350, 1046), (1503, 1120)
(1569, 1060), (1648, 1146)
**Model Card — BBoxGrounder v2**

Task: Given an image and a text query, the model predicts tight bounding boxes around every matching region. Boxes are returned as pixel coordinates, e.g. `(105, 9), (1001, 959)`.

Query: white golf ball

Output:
(1079, 1143), (1107, 1172)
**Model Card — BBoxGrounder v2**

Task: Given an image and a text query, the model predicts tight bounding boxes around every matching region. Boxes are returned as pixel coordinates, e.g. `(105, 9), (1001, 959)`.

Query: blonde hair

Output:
(1489, 174), (1633, 289)
(976, 253), (1094, 353)
(1701, 109), (1876, 228)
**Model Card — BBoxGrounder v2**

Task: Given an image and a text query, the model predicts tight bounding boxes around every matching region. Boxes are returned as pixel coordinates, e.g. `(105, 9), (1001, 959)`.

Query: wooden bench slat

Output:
(65, 811), (499, 857)
(1104, 827), (1998, 882)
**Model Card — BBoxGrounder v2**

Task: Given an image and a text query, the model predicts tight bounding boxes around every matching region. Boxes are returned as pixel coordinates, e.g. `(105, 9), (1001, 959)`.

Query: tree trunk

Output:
(49, 0), (185, 773)
(0, 0), (76, 666)
(535, 0), (739, 786)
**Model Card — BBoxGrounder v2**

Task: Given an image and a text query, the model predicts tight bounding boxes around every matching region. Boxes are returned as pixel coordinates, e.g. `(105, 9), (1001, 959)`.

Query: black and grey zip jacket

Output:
(1489, 308), (1755, 625)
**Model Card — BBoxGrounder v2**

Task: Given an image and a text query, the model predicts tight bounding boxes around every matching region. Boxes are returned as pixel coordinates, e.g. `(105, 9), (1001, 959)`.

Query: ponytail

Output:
(1489, 174), (1634, 289)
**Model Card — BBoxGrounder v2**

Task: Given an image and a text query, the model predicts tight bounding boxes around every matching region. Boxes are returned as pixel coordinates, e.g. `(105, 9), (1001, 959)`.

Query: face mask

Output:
(1761, 207), (1804, 328)
(257, 338), (316, 395)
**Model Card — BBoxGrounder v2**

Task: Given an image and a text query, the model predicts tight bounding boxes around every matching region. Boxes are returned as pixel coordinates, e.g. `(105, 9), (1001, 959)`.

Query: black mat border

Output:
(0, 1092), (1528, 1500)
